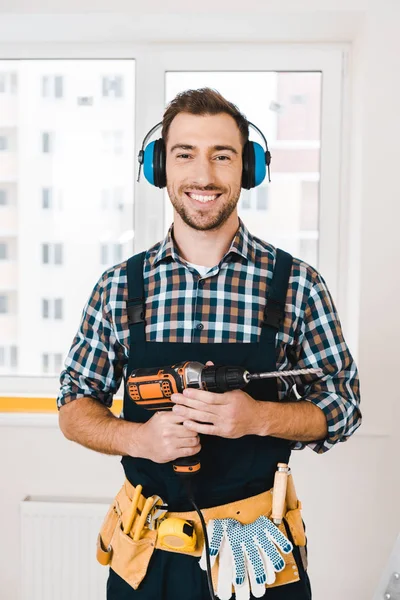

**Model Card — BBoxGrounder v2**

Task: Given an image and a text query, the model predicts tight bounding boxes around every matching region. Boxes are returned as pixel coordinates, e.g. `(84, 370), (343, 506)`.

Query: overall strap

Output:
(126, 251), (146, 344)
(260, 248), (293, 344)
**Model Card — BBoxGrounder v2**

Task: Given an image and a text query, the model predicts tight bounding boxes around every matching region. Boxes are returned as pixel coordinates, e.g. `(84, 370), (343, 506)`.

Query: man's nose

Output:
(191, 155), (215, 185)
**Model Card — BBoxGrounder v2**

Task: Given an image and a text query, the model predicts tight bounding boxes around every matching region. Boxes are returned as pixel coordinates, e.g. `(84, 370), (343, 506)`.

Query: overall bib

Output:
(107, 249), (312, 600)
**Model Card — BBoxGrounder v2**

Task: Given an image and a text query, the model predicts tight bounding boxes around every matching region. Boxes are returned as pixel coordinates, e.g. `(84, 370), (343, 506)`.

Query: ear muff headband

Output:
(137, 120), (271, 190)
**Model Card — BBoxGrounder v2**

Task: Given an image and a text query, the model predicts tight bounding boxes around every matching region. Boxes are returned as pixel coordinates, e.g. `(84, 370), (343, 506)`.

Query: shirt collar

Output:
(153, 217), (257, 267)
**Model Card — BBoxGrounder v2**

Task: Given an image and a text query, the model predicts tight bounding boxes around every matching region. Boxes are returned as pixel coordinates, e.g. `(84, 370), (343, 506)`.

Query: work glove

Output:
(199, 516), (293, 600)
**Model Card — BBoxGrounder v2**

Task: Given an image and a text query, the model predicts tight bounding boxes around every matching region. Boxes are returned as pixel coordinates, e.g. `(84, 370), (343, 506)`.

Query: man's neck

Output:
(172, 212), (240, 268)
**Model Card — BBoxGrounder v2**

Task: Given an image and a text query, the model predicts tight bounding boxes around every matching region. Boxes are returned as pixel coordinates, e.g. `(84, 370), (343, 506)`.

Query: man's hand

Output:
(170, 388), (262, 438)
(132, 411), (201, 463)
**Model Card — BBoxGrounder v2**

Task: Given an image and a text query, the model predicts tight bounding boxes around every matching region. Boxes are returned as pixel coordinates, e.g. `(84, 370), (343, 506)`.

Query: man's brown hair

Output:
(162, 88), (249, 147)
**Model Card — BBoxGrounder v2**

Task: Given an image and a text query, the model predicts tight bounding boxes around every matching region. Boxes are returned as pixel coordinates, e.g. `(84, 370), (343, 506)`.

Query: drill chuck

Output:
(201, 365), (250, 392)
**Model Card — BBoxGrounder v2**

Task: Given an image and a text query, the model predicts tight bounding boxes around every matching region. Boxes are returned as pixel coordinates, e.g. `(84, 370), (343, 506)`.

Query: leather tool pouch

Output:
(284, 501), (306, 547)
(97, 482), (307, 592)
(96, 484), (157, 590)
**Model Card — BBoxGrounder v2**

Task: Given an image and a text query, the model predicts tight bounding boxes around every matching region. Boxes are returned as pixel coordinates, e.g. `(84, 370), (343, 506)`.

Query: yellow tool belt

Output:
(97, 478), (307, 592)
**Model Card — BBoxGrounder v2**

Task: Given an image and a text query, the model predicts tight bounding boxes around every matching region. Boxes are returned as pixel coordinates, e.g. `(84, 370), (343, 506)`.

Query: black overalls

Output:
(107, 250), (312, 600)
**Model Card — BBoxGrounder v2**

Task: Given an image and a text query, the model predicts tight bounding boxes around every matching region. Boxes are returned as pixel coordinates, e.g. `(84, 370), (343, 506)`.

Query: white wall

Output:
(1, 1), (400, 599)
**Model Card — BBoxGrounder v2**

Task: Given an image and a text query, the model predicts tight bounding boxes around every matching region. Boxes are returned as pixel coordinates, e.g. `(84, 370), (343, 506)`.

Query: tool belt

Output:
(97, 478), (307, 592)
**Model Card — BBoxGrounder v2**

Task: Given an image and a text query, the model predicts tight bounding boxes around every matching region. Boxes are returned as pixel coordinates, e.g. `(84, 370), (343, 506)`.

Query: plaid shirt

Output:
(58, 218), (361, 454)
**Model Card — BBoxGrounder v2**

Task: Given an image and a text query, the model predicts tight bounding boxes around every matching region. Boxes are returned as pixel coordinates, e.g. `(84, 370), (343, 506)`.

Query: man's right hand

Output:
(130, 411), (201, 463)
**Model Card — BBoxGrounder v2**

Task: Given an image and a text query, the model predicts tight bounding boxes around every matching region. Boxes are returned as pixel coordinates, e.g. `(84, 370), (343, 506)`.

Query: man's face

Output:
(165, 112), (243, 231)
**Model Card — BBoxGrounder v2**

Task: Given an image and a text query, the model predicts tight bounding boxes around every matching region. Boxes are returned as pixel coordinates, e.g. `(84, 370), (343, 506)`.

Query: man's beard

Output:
(167, 185), (241, 232)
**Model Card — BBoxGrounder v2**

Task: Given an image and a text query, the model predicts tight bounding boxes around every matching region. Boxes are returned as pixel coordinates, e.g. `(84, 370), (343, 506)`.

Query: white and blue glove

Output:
(199, 516), (293, 600)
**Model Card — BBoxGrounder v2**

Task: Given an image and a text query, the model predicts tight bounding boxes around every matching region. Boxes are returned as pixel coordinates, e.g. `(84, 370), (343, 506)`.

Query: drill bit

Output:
(248, 367), (323, 381)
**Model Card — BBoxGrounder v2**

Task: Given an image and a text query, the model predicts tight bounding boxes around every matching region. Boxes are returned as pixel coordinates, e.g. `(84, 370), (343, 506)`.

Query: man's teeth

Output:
(187, 193), (218, 203)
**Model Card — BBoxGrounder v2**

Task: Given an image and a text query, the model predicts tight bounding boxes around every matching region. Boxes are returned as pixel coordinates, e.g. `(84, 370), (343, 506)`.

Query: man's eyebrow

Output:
(169, 143), (239, 155)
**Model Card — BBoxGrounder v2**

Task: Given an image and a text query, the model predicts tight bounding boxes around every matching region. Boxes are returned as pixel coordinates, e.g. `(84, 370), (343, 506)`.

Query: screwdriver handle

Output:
(271, 463), (289, 524)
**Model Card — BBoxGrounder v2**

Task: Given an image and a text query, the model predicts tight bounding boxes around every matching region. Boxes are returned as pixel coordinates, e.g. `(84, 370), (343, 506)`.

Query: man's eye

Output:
(215, 156), (230, 161)
(177, 154), (191, 159)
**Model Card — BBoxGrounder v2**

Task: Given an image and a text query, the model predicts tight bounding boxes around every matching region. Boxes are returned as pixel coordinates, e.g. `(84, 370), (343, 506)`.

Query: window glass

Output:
(165, 72), (321, 266)
(54, 298), (63, 320)
(0, 243), (7, 260)
(42, 299), (49, 319)
(0, 59), (135, 376)
(0, 295), (8, 313)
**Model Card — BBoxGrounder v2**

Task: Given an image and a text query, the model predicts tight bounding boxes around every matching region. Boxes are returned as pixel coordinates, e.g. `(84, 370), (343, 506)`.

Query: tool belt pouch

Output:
(284, 501), (306, 547)
(96, 485), (157, 590)
(160, 490), (304, 591)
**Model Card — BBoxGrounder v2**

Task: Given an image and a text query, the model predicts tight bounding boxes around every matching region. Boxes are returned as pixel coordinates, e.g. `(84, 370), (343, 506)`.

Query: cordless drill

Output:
(126, 361), (322, 475)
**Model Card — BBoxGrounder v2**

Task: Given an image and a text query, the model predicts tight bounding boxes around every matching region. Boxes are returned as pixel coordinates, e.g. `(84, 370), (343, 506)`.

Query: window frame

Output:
(0, 42), (352, 416)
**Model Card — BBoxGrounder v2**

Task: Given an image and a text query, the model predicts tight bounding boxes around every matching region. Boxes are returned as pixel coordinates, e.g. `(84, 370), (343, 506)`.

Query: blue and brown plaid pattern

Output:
(57, 219), (361, 453)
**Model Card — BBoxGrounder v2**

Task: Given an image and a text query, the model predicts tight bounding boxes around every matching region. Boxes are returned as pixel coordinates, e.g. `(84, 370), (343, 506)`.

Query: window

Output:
(42, 353), (49, 373)
(0, 295), (8, 314)
(102, 131), (124, 154)
(0, 72), (17, 94)
(42, 299), (49, 319)
(54, 353), (63, 372)
(256, 186), (269, 211)
(42, 352), (64, 374)
(0, 58), (135, 382)
(42, 298), (63, 319)
(42, 132), (53, 153)
(42, 75), (64, 98)
(0, 243), (7, 260)
(10, 346), (18, 368)
(241, 191), (251, 210)
(0, 347), (4, 366)
(0, 50), (344, 392)
(42, 243), (63, 265)
(54, 298), (63, 320)
(100, 243), (123, 266)
(102, 75), (123, 98)
(0, 136), (8, 151)
(42, 244), (49, 264)
(165, 70), (322, 267)
(54, 243), (63, 265)
(101, 187), (124, 210)
(100, 244), (108, 265)
(42, 188), (53, 209)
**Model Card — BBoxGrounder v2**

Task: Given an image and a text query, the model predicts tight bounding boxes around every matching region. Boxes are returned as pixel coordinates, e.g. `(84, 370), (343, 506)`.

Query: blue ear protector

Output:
(137, 121), (271, 190)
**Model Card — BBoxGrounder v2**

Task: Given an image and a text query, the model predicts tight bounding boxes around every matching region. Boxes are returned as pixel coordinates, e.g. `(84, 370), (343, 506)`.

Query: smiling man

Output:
(57, 88), (361, 600)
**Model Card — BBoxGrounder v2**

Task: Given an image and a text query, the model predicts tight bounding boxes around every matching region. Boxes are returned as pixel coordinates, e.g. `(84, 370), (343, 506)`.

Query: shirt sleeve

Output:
(57, 272), (128, 409)
(290, 271), (361, 454)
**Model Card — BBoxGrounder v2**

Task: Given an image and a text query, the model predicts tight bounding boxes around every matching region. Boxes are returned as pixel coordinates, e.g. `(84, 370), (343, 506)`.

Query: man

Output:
(58, 88), (361, 600)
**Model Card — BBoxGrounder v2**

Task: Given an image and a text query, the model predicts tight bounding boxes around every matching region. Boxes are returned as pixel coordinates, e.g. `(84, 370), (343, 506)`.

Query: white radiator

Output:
(20, 496), (112, 600)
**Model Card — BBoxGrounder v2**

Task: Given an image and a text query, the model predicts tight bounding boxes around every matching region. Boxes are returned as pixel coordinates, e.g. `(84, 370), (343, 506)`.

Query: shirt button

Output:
(196, 323), (204, 330)
(199, 279), (205, 287)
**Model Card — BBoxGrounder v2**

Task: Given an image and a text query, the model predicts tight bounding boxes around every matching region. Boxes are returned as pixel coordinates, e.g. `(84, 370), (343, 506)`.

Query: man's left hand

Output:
(170, 387), (262, 438)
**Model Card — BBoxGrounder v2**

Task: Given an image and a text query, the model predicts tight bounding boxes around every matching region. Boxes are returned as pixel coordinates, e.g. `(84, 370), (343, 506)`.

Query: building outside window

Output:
(42, 353), (49, 373)
(42, 75), (64, 98)
(0, 243), (8, 260)
(54, 243), (63, 265)
(0, 72), (17, 94)
(256, 186), (269, 211)
(54, 298), (63, 320)
(42, 188), (53, 209)
(0, 189), (7, 205)
(0, 136), (8, 151)
(42, 244), (50, 264)
(102, 75), (123, 98)
(42, 299), (49, 319)
(42, 132), (53, 153)
(10, 346), (17, 368)
(0, 295), (8, 314)
(42, 243), (63, 265)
